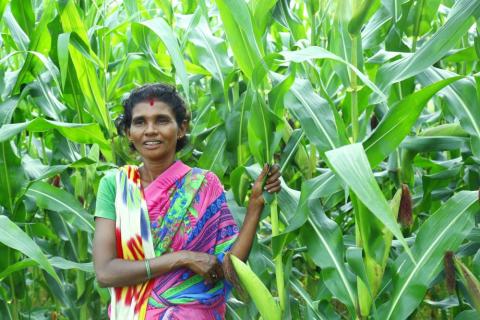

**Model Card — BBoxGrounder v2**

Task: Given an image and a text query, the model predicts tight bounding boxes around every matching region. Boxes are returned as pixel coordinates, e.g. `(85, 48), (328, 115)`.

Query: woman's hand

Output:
(250, 163), (282, 207)
(184, 251), (223, 285)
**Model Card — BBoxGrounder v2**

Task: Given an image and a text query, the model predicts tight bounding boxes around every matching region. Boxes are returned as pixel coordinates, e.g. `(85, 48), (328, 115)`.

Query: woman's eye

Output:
(133, 119), (144, 126)
(157, 118), (170, 124)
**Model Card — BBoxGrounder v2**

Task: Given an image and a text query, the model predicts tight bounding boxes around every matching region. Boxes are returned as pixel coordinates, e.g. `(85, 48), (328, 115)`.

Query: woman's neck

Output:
(141, 157), (176, 182)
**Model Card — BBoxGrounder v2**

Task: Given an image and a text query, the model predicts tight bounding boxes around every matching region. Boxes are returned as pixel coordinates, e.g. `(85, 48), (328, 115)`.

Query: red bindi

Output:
(149, 99), (155, 106)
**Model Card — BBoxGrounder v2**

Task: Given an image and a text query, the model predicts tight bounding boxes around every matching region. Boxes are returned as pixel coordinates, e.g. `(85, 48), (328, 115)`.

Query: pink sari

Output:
(141, 161), (238, 319)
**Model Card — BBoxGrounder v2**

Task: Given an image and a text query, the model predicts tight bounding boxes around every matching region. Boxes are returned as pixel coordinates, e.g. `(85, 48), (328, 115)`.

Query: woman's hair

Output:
(116, 83), (189, 152)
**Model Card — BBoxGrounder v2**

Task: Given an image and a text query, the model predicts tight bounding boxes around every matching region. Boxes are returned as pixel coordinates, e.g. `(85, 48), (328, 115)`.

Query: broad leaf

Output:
(139, 18), (189, 98)
(25, 181), (94, 233)
(376, 0), (480, 91)
(215, 0), (263, 79)
(301, 205), (357, 314)
(378, 191), (480, 320)
(0, 216), (60, 284)
(363, 76), (462, 167)
(326, 143), (413, 261)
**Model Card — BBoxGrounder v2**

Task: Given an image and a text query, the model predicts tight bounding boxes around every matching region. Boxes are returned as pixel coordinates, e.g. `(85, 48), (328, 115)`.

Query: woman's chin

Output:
(139, 149), (175, 162)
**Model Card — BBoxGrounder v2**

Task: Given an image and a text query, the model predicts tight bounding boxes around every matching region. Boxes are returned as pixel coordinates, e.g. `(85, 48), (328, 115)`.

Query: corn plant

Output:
(1, 0), (480, 319)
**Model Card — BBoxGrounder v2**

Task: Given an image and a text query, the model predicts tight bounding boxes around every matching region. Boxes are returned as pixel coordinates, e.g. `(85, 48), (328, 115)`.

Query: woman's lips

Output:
(142, 141), (162, 149)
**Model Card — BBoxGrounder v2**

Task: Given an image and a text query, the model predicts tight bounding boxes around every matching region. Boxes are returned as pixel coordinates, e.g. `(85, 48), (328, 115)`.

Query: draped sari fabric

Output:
(111, 161), (239, 320)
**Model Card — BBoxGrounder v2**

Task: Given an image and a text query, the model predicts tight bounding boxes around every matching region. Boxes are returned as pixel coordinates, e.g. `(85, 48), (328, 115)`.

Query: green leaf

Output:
(248, 89), (283, 164)
(12, 0), (56, 94)
(290, 278), (326, 320)
(139, 18), (189, 98)
(455, 310), (480, 320)
(400, 136), (468, 152)
(363, 76), (462, 167)
(250, 0), (278, 36)
(189, 18), (232, 87)
(25, 181), (94, 233)
(215, 0), (263, 79)
(301, 205), (357, 313)
(378, 191), (480, 320)
(455, 258), (480, 315)
(284, 78), (343, 153)
(376, 0), (480, 91)
(59, 0), (112, 135)
(418, 68), (480, 138)
(198, 127), (228, 178)
(0, 259), (37, 280)
(10, 0), (34, 36)
(0, 215), (60, 284)
(0, 98), (19, 125)
(3, 5), (29, 51)
(49, 256), (94, 273)
(280, 46), (387, 102)
(0, 142), (26, 214)
(348, 0), (379, 35)
(282, 170), (342, 236)
(325, 143), (414, 261)
(0, 118), (111, 157)
(21, 155), (69, 180)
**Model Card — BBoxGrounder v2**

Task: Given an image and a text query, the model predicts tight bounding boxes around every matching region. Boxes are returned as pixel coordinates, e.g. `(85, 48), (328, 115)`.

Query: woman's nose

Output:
(144, 122), (159, 134)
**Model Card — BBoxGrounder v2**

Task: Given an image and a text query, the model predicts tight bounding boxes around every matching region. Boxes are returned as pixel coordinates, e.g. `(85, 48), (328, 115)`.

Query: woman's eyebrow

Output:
(132, 114), (172, 120)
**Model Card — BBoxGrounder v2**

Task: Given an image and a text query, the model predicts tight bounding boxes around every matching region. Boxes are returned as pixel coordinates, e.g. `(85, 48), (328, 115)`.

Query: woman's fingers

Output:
(202, 255), (223, 284)
(214, 262), (224, 281)
(267, 163), (280, 175)
(265, 171), (281, 184)
(265, 180), (281, 193)
(264, 164), (281, 193)
(257, 164), (270, 182)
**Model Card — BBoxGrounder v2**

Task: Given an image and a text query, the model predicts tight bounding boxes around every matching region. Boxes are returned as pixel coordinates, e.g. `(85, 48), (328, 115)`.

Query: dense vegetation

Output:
(1, 0), (480, 319)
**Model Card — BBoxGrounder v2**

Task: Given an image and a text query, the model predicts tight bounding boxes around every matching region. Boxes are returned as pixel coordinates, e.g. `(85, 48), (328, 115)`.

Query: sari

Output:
(111, 161), (239, 320)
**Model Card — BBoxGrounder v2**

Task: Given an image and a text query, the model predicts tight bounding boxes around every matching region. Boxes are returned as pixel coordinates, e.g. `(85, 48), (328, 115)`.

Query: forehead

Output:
(131, 100), (175, 118)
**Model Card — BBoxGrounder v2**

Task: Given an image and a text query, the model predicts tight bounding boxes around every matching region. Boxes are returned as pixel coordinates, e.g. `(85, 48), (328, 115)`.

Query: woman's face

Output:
(126, 100), (186, 162)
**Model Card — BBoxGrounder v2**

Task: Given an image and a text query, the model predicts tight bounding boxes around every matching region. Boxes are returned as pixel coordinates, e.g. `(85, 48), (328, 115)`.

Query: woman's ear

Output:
(178, 119), (188, 138)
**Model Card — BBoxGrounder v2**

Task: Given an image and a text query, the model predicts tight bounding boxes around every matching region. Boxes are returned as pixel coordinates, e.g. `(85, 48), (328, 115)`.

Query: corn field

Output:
(1, 0), (480, 319)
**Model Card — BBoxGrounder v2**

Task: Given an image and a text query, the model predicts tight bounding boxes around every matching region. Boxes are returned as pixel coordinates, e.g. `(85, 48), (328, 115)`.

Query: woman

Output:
(93, 83), (281, 320)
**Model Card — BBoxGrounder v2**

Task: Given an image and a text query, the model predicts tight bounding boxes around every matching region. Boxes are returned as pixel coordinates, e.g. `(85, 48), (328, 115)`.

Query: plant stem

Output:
(40, 133), (49, 165)
(350, 35), (359, 142)
(7, 249), (19, 320)
(412, 0), (425, 52)
(270, 196), (285, 311)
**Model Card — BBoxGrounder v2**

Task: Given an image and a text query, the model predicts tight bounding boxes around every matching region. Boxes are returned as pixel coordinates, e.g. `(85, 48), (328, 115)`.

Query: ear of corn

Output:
(230, 254), (281, 320)
(454, 258), (480, 314)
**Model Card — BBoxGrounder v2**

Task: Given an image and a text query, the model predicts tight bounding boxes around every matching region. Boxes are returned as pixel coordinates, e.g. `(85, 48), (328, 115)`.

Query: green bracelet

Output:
(145, 259), (151, 280)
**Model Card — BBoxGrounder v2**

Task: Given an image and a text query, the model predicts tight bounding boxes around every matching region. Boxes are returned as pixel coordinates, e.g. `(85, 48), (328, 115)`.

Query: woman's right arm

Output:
(93, 217), (222, 287)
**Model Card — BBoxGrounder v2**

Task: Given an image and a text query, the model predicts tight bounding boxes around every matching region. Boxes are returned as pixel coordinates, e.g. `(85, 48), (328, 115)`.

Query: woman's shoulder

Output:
(190, 168), (224, 195)
(200, 170), (223, 188)
(97, 168), (122, 193)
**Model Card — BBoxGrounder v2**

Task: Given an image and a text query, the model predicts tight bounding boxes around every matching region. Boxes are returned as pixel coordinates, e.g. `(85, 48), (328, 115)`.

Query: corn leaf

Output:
(0, 216), (60, 284)
(378, 191), (480, 320)
(326, 143), (414, 262)
(376, 0), (480, 91)
(363, 76), (462, 167)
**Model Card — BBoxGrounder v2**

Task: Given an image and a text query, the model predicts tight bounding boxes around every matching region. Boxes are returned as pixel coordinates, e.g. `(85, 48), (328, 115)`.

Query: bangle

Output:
(145, 259), (152, 280)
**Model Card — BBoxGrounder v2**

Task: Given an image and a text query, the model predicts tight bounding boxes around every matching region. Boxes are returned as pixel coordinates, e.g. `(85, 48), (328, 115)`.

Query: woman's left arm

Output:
(230, 164), (281, 261)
